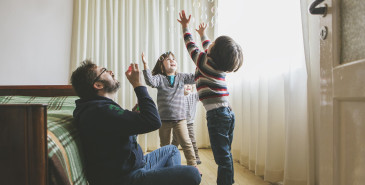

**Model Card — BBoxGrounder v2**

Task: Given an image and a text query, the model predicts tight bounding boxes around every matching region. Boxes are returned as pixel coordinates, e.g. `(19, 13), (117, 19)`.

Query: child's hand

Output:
(195, 23), (207, 37)
(177, 10), (191, 28)
(141, 52), (149, 69)
(141, 52), (147, 65)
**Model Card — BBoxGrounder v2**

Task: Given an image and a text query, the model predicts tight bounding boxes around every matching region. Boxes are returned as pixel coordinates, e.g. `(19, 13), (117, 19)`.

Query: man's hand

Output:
(195, 23), (207, 37)
(177, 10), (191, 29)
(125, 63), (143, 88)
(141, 52), (149, 70)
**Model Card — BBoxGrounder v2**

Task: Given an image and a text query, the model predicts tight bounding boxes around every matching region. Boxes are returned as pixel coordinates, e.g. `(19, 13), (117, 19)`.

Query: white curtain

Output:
(218, 0), (310, 184)
(70, 0), (218, 152)
(70, 1), (316, 184)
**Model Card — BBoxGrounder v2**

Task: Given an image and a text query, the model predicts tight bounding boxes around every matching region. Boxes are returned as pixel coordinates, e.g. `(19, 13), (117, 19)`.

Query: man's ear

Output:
(93, 82), (104, 90)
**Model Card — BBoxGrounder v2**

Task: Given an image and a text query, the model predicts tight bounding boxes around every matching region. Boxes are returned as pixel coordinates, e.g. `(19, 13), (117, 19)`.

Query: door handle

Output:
(309, 0), (327, 16)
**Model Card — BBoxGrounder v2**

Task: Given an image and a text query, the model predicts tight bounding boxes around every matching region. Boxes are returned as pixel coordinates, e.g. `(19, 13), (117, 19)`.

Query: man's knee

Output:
(162, 144), (179, 154)
(182, 166), (201, 185)
(166, 144), (178, 150)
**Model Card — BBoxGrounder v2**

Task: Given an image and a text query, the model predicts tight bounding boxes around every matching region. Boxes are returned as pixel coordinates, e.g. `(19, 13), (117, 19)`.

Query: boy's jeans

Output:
(125, 145), (201, 185)
(207, 107), (235, 185)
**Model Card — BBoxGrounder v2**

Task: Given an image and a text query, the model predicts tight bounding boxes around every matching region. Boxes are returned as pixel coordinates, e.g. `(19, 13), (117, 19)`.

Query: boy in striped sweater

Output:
(178, 10), (243, 185)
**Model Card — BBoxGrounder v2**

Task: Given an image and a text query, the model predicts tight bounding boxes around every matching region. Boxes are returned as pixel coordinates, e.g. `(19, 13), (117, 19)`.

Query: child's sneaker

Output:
(196, 160), (202, 165)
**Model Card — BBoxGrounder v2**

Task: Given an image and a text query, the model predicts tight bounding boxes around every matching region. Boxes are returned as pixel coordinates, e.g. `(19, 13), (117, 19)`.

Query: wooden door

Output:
(318, 0), (365, 184)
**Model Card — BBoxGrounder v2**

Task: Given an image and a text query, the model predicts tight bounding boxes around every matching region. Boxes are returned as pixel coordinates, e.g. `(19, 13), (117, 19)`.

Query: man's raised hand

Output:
(125, 63), (143, 88)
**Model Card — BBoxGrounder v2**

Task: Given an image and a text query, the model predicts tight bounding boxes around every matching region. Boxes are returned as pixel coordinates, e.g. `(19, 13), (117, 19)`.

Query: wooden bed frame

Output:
(0, 85), (76, 96)
(0, 85), (76, 185)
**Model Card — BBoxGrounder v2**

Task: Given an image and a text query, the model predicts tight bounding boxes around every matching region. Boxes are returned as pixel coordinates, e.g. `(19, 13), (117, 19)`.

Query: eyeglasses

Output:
(158, 51), (172, 61)
(92, 68), (107, 85)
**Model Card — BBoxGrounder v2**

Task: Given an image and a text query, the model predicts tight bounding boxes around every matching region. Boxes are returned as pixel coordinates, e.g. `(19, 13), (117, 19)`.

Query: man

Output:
(70, 60), (201, 185)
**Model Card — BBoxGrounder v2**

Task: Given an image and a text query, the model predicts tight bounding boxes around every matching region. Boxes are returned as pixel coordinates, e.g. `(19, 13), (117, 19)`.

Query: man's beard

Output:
(101, 79), (120, 93)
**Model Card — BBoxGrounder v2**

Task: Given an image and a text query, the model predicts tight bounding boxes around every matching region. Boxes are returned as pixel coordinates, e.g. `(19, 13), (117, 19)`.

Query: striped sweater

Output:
(143, 69), (195, 121)
(183, 28), (229, 108)
(185, 92), (199, 124)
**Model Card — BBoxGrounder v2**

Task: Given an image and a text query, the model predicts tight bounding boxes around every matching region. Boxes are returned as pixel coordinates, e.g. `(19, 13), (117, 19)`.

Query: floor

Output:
(181, 149), (272, 185)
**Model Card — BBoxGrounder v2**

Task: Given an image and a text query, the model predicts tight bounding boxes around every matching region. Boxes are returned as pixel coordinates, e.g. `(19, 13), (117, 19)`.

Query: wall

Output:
(0, 0), (73, 85)
(304, 0), (321, 183)
(308, 8), (321, 185)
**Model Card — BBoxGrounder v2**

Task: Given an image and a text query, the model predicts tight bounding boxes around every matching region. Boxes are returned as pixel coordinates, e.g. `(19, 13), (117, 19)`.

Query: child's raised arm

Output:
(141, 52), (149, 70)
(177, 10), (191, 29)
(195, 23), (207, 38)
(178, 10), (202, 65)
(141, 52), (161, 88)
(195, 23), (211, 53)
(178, 10), (210, 68)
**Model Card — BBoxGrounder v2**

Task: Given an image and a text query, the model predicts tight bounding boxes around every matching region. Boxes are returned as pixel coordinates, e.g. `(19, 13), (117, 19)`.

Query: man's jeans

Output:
(207, 107), (235, 185)
(125, 145), (201, 185)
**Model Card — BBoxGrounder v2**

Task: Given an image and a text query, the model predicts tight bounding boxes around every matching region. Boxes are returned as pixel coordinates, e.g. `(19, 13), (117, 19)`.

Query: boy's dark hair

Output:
(152, 51), (177, 76)
(70, 60), (98, 99)
(208, 36), (243, 72)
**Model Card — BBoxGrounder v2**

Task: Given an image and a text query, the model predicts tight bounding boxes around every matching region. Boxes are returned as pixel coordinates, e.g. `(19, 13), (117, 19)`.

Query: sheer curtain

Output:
(218, 0), (309, 184)
(70, 0), (217, 152)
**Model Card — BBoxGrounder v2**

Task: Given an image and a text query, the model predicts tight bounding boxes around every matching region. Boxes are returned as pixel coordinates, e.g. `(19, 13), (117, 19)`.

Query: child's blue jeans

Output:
(125, 145), (201, 185)
(207, 106), (235, 185)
